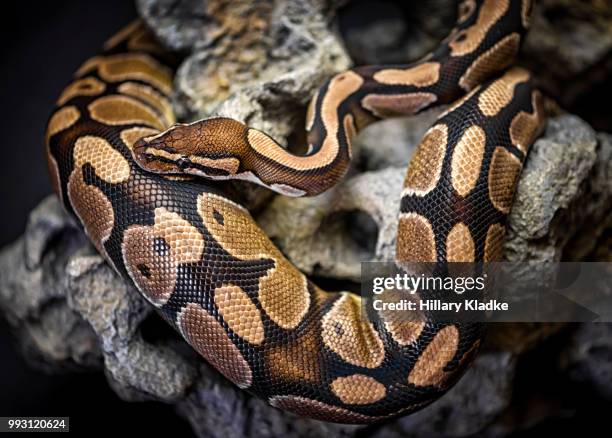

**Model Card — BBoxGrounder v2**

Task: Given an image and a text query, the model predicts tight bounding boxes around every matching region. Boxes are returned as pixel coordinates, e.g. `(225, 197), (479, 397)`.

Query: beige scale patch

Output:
(484, 223), (506, 261)
(449, 0), (510, 56)
(197, 193), (310, 329)
(402, 124), (448, 197)
(510, 90), (545, 153)
(122, 207), (205, 307)
(73, 136), (131, 184)
(373, 62), (440, 87)
(488, 146), (522, 214)
(450, 125), (486, 197)
(46, 106), (80, 142)
(321, 292), (385, 369)
(378, 289), (425, 346)
(446, 222), (476, 262)
(214, 285), (265, 345)
(248, 71), (363, 171)
(57, 77), (106, 106)
(457, 0), (477, 23)
(178, 303), (253, 389)
(67, 171), (114, 260)
(120, 127), (160, 150)
(305, 89), (319, 132)
(269, 395), (380, 423)
(459, 33), (520, 91)
(88, 95), (166, 130)
(408, 325), (459, 387)
(118, 82), (175, 126)
(477, 68), (530, 117)
(361, 92), (437, 118)
(76, 53), (173, 95)
(396, 212), (437, 263)
(331, 374), (386, 405)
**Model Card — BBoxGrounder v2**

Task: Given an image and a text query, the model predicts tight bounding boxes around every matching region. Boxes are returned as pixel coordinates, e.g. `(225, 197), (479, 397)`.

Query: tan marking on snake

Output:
(484, 223), (506, 261)
(408, 325), (459, 387)
(103, 20), (143, 51)
(247, 71), (363, 171)
(378, 289), (425, 346)
(343, 113), (357, 158)
(510, 90), (545, 153)
(402, 124), (447, 197)
(373, 62), (440, 87)
(120, 127), (160, 150)
(197, 193), (310, 329)
(76, 53), (173, 95)
(457, 0), (477, 23)
(362, 92), (437, 118)
(321, 293), (385, 369)
(397, 213), (437, 263)
(478, 68), (530, 116)
(73, 136), (131, 184)
(118, 82), (175, 125)
(57, 77), (106, 106)
(331, 375), (386, 405)
(459, 33), (520, 91)
(214, 285), (265, 345)
(488, 146), (522, 214)
(265, 288), (330, 383)
(178, 303), (253, 389)
(451, 125), (486, 197)
(305, 90), (318, 132)
(521, 0), (532, 28)
(88, 95), (165, 130)
(446, 222), (476, 262)
(46, 106), (80, 141)
(122, 207), (205, 307)
(67, 171), (114, 259)
(269, 395), (380, 423)
(449, 0), (509, 56)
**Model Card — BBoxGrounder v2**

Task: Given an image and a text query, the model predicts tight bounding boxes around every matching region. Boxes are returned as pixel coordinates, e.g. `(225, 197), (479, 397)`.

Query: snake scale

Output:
(45, 0), (546, 423)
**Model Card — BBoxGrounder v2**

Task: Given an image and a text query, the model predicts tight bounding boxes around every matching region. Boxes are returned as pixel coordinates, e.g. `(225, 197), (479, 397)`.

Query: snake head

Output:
(132, 119), (244, 179)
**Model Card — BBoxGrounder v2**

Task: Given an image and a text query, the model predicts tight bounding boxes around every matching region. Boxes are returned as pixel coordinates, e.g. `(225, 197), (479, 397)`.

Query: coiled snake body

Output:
(45, 0), (545, 423)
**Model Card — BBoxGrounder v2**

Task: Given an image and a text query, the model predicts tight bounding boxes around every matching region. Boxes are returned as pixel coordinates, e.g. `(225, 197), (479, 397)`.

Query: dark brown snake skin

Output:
(45, 0), (546, 423)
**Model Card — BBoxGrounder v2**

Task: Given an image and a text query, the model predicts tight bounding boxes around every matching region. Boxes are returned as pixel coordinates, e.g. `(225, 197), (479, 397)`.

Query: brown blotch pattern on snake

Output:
(197, 193), (310, 329)
(408, 325), (459, 387)
(446, 222), (476, 262)
(214, 285), (265, 345)
(321, 293), (385, 369)
(88, 95), (166, 130)
(488, 146), (522, 214)
(402, 124), (448, 197)
(179, 303), (253, 389)
(459, 33), (520, 91)
(331, 374), (387, 405)
(450, 125), (486, 197)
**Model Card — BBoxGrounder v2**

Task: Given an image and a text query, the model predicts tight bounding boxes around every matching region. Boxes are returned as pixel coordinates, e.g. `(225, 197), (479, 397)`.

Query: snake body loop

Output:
(45, 0), (545, 423)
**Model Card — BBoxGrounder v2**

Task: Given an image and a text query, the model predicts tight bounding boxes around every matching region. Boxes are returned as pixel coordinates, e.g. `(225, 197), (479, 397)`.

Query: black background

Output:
(0, 1), (610, 436)
(0, 1), (193, 435)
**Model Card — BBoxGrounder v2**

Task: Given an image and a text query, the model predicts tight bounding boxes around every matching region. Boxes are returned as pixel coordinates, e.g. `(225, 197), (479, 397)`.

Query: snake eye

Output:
(177, 157), (190, 170)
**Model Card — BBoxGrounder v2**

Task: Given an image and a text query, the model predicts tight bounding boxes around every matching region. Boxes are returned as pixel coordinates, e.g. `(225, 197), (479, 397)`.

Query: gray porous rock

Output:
(2, 1), (612, 437)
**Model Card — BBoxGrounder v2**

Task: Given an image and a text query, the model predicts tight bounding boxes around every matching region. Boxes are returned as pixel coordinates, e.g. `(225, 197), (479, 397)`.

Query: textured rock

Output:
(138, 0), (351, 142)
(561, 323), (612, 401)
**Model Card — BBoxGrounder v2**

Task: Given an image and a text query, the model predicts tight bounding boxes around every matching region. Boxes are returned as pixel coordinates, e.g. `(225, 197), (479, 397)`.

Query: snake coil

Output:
(45, 0), (545, 423)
